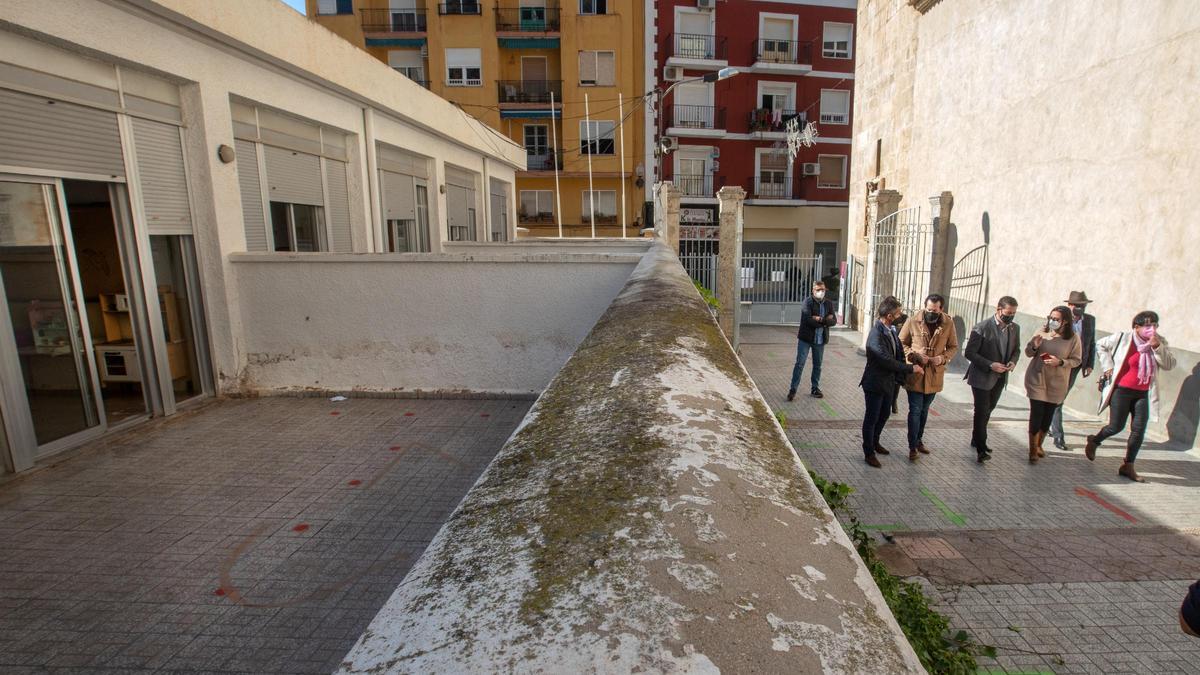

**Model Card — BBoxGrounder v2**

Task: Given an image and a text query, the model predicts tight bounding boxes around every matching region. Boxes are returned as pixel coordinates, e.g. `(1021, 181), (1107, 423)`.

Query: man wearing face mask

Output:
(964, 296), (1021, 463)
(899, 294), (959, 461)
(1049, 291), (1097, 450)
(787, 280), (837, 401)
(860, 296), (923, 467)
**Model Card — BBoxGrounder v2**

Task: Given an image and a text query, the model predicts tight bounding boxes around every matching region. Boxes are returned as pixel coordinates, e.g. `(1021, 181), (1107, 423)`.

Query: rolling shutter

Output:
(0, 88), (124, 178)
(381, 170), (416, 221)
(324, 159), (353, 252)
(264, 145), (324, 206)
(235, 140), (268, 251)
(131, 117), (192, 234)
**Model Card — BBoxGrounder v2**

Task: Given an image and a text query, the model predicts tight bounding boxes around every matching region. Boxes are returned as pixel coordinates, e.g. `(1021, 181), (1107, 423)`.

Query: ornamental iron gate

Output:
(864, 205), (936, 317)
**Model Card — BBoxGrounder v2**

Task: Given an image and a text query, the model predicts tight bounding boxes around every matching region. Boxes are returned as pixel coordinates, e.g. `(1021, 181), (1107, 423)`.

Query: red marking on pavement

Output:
(404, 412), (415, 417)
(348, 479), (362, 486)
(389, 445), (403, 452)
(480, 413), (490, 418)
(1075, 487), (1137, 523)
(330, 411), (340, 416)
(292, 523), (310, 532)
(833, 350), (846, 358)
(214, 588), (226, 596)
(929, 408), (941, 417)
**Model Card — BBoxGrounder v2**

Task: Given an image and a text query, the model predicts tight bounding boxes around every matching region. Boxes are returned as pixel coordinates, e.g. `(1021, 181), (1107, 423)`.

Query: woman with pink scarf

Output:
(1085, 310), (1177, 481)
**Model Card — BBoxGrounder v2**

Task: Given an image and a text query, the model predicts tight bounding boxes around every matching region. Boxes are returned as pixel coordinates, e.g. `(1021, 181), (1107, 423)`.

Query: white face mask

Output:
(813, 290), (826, 300)
(1047, 319), (1061, 332)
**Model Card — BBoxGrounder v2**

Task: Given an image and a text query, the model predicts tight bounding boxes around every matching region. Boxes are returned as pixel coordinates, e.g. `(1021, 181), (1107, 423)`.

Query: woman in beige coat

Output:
(1024, 305), (1082, 463)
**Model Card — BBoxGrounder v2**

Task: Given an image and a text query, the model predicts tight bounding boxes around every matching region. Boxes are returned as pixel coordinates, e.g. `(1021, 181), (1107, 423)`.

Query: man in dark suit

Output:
(860, 296), (922, 468)
(1050, 290), (1097, 449)
(963, 296), (1021, 463)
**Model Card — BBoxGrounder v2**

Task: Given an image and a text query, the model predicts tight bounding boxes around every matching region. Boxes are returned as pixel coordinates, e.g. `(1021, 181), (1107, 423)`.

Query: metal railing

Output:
(497, 79), (563, 104)
(750, 175), (794, 200)
(673, 174), (723, 198)
(740, 254), (824, 304)
(669, 32), (726, 60)
(680, 250), (718, 294)
(667, 104), (725, 130)
(518, 208), (555, 223)
(361, 8), (428, 32)
(439, 1), (481, 15)
(748, 108), (803, 132)
(524, 149), (564, 171)
(392, 69), (431, 88)
(753, 39), (813, 65)
(495, 6), (561, 31)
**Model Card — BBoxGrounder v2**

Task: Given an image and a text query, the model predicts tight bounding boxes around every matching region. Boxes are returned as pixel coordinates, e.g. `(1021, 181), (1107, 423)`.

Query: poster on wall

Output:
(0, 184), (53, 248)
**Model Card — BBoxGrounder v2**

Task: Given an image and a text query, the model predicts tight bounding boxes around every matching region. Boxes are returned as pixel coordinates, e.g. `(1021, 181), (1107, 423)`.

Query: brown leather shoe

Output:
(865, 454), (882, 468)
(1084, 435), (1098, 461)
(874, 445), (891, 456)
(1035, 431), (1047, 458)
(1028, 433), (1039, 464)
(908, 449), (918, 461)
(1118, 462), (1146, 482)
(917, 442), (930, 455)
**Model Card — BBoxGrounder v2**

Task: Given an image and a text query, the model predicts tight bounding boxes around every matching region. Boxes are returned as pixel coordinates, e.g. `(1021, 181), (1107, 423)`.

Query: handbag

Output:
(1097, 373), (1110, 392)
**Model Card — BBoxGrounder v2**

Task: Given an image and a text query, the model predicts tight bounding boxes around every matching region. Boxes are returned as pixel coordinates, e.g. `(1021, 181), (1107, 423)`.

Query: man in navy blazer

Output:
(860, 296), (922, 468)
(963, 296), (1021, 463)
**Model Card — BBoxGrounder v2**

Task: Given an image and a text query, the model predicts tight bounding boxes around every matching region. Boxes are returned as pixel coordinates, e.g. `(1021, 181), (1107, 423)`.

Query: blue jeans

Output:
(863, 389), (892, 457)
(789, 340), (825, 392)
(906, 391), (937, 450)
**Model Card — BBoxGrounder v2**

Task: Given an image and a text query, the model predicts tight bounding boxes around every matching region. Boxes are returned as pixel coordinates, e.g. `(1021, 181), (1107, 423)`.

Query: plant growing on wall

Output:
(693, 280), (720, 312)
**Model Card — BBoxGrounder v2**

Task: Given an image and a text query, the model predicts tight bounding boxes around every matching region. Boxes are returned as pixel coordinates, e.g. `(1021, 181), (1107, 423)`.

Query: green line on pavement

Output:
(919, 486), (966, 526)
(819, 400), (837, 417)
(860, 523), (909, 532)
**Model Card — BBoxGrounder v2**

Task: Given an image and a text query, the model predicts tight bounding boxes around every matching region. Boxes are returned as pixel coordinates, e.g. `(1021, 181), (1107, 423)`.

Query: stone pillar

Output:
(716, 186), (746, 347)
(655, 182), (681, 253)
(865, 189), (902, 242)
(927, 191), (955, 297)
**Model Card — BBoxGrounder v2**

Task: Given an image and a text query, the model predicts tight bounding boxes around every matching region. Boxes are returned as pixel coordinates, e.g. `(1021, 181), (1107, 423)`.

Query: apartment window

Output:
(582, 190), (617, 221)
(524, 125), (549, 155)
(757, 151), (790, 198)
(817, 155), (847, 189)
(819, 89), (850, 124)
(317, 0), (353, 15)
(443, 0), (480, 14)
(270, 202), (327, 252)
(579, 120), (615, 155)
(388, 50), (425, 82)
(446, 48), (482, 86)
(579, 0), (608, 15)
(578, 51), (615, 86)
(823, 23), (853, 59)
(520, 190), (555, 222)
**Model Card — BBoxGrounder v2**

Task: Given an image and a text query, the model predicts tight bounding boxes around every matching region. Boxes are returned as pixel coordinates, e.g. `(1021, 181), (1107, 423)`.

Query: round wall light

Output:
(217, 144), (236, 164)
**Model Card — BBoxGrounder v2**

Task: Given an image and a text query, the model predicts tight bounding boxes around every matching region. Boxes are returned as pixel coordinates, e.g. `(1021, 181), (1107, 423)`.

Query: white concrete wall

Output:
(230, 254), (641, 395)
(442, 239), (652, 255)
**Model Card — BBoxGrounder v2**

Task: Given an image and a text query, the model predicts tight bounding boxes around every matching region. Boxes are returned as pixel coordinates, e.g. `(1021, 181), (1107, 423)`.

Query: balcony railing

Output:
(749, 108), (804, 133)
(584, 214), (618, 224)
(498, 80), (563, 104)
(669, 33), (727, 60)
(392, 68), (431, 89)
(525, 149), (564, 171)
(667, 104), (725, 130)
(495, 6), (561, 32)
(753, 39), (813, 65)
(439, 1), (481, 14)
(361, 8), (428, 32)
(750, 175), (794, 200)
(518, 208), (555, 224)
(673, 174), (724, 198)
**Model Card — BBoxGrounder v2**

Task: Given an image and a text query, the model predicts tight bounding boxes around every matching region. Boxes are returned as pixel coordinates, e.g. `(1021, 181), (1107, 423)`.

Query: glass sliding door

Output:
(0, 178), (101, 453)
(148, 234), (212, 406)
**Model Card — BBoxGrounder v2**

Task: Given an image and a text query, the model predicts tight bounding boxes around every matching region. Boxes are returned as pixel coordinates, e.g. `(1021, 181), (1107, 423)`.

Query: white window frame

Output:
(816, 154), (847, 189)
(269, 202), (328, 252)
(523, 124), (549, 154)
(579, 119), (616, 155)
(756, 81), (796, 112)
(581, 190), (618, 220)
(822, 22), (853, 59)
(754, 147), (792, 198)
(445, 48), (482, 87)
(674, 147), (710, 197)
(519, 189), (555, 222)
(819, 89), (850, 125)
(674, 6), (717, 59)
(758, 12), (799, 48)
(578, 50), (615, 86)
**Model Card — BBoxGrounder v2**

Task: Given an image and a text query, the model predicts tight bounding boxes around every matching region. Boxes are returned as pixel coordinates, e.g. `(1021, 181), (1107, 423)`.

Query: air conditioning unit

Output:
(697, 0), (716, 9)
(802, 162), (821, 176)
(660, 136), (679, 153)
(663, 66), (684, 82)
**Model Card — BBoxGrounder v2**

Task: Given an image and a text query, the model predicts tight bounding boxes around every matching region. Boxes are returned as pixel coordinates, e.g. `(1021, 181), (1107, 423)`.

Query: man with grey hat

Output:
(1050, 290), (1097, 449)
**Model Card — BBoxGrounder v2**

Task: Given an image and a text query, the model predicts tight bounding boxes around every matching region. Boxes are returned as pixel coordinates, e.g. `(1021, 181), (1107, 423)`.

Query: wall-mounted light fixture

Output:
(217, 144), (235, 164)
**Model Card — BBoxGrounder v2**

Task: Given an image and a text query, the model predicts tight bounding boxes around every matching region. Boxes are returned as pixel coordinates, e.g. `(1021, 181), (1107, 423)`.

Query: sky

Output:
(280, 0), (306, 15)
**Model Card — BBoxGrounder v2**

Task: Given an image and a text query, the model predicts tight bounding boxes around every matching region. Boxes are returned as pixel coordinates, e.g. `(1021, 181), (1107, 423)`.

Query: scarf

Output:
(1132, 331), (1157, 386)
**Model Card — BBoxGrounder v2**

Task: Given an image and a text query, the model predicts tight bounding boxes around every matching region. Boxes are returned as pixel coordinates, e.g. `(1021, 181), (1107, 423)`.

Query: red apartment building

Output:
(647, 0), (855, 268)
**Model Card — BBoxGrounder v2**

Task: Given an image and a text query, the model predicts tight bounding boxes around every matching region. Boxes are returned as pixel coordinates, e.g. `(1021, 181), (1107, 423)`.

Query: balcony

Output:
(495, 6), (561, 32)
(752, 39), (813, 72)
(666, 33), (727, 69)
(361, 8), (428, 34)
(749, 174), (795, 200)
(438, 1), (481, 15)
(673, 174), (724, 198)
(666, 104), (726, 137)
(524, 149), (564, 172)
(498, 80), (563, 105)
(392, 68), (431, 89)
(748, 108), (805, 135)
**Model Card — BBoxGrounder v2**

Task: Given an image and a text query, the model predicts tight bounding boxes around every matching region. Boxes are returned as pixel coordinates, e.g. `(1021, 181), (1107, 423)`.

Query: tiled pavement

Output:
(0, 396), (531, 674)
(741, 324), (1200, 674)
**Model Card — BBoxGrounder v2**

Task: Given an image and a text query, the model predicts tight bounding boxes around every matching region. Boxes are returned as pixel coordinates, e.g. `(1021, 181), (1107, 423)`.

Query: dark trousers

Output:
(863, 389), (893, 457)
(906, 391), (936, 450)
(1049, 367), (1081, 441)
(1094, 386), (1150, 463)
(1028, 399), (1057, 434)
(971, 380), (1006, 453)
(789, 340), (825, 392)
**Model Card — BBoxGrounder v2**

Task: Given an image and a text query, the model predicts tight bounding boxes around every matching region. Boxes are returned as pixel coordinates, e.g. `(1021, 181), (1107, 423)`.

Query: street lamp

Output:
(654, 67), (739, 185)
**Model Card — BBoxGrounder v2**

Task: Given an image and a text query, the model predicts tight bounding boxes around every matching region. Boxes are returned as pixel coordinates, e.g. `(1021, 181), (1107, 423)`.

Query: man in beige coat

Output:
(899, 294), (959, 461)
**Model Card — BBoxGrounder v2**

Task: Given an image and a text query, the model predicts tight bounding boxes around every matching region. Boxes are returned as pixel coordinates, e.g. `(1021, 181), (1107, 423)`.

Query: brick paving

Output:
(0, 396), (531, 674)
(741, 324), (1200, 674)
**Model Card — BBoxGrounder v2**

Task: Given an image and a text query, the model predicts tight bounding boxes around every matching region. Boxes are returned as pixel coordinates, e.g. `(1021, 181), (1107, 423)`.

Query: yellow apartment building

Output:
(308, 0), (646, 237)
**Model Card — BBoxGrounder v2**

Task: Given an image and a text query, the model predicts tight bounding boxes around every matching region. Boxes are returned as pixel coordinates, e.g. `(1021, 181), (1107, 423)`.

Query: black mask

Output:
(999, 314), (1015, 325)
(1072, 307), (1084, 318)
(924, 311), (940, 324)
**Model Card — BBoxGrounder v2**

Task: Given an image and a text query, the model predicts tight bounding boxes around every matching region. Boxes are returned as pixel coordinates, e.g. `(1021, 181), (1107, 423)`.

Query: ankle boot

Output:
(1035, 431), (1047, 458)
(1118, 462), (1145, 482)
(1028, 433), (1039, 464)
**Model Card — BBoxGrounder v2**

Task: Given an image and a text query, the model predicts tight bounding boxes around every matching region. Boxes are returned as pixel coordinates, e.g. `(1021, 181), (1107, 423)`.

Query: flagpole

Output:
(618, 92), (627, 238)
(585, 92), (596, 239)
(550, 91), (563, 238)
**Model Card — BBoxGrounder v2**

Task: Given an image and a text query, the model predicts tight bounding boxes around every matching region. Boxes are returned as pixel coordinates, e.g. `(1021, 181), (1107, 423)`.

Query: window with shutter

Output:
(446, 48), (482, 86)
(817, 155), (846, 189)
(819, 89), (850, 124)
(822, 23), (853, 59)
(578, 51), (597, 85)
